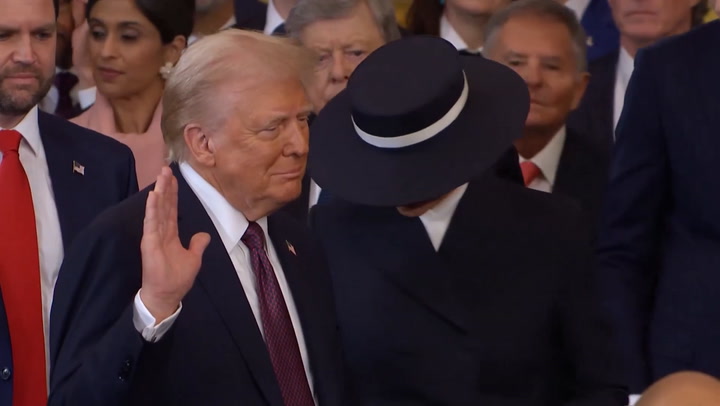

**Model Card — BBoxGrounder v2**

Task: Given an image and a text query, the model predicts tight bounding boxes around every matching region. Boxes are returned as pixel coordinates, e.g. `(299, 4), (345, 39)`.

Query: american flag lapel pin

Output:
(72, 160), (85, 176)
(286, 240), (296, 256)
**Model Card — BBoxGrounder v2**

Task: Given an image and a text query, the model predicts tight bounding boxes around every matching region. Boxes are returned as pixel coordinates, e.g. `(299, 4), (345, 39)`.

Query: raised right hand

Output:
(140, 167), (211, 322)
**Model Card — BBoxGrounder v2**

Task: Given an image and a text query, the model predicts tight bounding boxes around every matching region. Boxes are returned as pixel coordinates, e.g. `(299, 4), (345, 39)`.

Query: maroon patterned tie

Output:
(241, 222), (314, 406)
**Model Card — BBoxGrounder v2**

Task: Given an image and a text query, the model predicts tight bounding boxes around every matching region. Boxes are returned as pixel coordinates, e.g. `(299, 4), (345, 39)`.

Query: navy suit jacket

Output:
(312, 174), (628, 406)
(49, 164), (348, 406)
(0, 111), (137, 406)
(234, 0), (268, 31)
(567, 51), (617, 155)
(597, 21), (720, 392)
(554, 127), (611, 229)
(581, 0), (619, 61)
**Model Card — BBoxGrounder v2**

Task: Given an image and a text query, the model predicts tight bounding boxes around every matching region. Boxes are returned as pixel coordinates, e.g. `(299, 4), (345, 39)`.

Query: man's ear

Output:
(183, 124), (216, 167)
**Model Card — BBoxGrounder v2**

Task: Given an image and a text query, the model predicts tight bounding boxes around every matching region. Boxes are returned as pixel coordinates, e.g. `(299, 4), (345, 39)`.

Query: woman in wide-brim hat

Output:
(308, 36), (628, 406)
(309, 35), (528, 206)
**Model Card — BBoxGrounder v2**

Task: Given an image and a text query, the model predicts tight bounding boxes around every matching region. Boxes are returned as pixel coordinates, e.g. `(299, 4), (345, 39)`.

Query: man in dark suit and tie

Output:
(484, 0), (608, 225)
(0, 0), (137, 404)
(597, 6), (720, 399)
(49, 29), (347, 406)
(234, 0), (297, 34)
(309, 35), (627, 406)
(567, 0), (706, 152)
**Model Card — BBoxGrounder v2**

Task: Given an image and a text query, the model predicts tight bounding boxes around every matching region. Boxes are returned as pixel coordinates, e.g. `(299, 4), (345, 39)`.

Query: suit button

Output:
(118, 359), (132, 382)
(1, 367), (11, 381)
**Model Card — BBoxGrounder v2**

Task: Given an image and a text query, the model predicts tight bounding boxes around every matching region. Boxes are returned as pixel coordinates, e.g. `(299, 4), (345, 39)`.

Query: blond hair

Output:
(162, 29), (317, 162)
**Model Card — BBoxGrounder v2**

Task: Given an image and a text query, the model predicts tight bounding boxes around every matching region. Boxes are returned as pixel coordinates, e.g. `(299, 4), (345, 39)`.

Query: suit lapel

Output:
(589, 51), (618, 147)
(267, 216), (337, 404)
(38, 112), (90, 249)
(353, 206), (470, 333)
(172, 165), (284, 406)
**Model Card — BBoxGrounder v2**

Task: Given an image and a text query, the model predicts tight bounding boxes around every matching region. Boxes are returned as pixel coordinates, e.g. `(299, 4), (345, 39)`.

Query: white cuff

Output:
(628, 394), (641, 405)
(77, 87), (97, 110)
(132, 290), (181, 343)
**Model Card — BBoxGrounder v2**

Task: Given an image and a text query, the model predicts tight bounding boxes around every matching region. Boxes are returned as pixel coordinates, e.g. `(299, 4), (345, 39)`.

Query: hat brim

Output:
(309, 55), (529, 207)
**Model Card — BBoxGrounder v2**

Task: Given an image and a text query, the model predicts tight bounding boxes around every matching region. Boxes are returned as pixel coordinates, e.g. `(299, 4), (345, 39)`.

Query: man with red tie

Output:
(483, 0), (609, 226)
(49, 29), (348, 406)
(0, 0), (137, 405)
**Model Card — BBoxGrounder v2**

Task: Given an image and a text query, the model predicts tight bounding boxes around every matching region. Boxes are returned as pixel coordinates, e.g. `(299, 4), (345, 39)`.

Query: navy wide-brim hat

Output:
(309, 36), (530, 207)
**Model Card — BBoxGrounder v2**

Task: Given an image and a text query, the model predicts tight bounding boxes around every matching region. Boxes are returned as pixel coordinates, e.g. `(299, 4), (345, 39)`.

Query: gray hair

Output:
(162, 30), (317, 162)
(483, 0), (588, 72)
(285, 0), (401, 43)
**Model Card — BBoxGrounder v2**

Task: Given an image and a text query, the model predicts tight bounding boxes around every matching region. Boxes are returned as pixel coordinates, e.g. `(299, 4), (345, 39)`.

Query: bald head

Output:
(637, 372), (720, 406)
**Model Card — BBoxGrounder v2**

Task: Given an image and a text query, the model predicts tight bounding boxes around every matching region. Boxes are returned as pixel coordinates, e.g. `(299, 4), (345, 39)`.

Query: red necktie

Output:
(242, 222), (314, 406)
(520, 161), (542, 186)
(0, 130), (47, 406)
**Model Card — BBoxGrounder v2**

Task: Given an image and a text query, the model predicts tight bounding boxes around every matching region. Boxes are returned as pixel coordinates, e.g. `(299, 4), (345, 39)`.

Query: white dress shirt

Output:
(518, 127), (568, 193)
(439, 14), (482, 53)
(0, 106), (65, 376)
(40, 69), (96, 114)
(614, 47), (634, 134)
(133, 162), (316, 403)
(418, 183), (468, 251)
(563, 0), (591, 20)
(264, 0), (285, 35)
(308, 179), (322, 209)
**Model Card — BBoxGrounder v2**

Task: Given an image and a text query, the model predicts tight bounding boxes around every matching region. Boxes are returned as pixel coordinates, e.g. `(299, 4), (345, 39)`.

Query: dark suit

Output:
(312, 175), (627, 406)
(49, 164), (347, 406)
(554, 128), (610, 228)
(581, 0), (620, 61)
(597, 21), (720, 392)
(0, 111), (137, 406)
(567, 51), (618, 154)
(234, 0), (268, 31)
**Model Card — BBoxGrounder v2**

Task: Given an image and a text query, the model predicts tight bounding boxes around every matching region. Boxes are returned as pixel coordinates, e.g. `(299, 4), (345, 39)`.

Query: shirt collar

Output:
(563, 0), (591, 20)
(264, 0), (285, 35)
(179, 162), (270, 253)
(519, 126), (567, 186)
(440, 14), (474, 53)
(1, 106), (41, 157)
(418, 183), (469, 251)
(617, 46), (635, 92)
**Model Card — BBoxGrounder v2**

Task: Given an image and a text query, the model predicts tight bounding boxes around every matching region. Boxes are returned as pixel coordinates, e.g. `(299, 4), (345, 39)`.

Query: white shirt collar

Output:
(563, 0), (591, 20)
(519, 126), (567, 187)
(613, 46), (634, 130)
(616, 46), (634, 91)
(418, 183), (469, 251)
(1, 106), (41, 157)
(264, 0), (285, 35)
(440, 14), (478, 53)
(179, 162), (270, 253)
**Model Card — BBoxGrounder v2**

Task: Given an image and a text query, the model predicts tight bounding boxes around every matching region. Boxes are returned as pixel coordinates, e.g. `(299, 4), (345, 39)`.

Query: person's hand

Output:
(70, 0), (94, 89)
(140, 167), (211, 322)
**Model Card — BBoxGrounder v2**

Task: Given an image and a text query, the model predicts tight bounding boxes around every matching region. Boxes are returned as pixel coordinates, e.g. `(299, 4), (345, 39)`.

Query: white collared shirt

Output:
(614, 46), (634, 134)
(264, 0), (285, 35)
(40, 69), (96, 114)
(0, 106), (64, 377)
(563, 0), (591, 20)
(518, 127), (568, 193)
(439, 14), (482, 53)
(133, 162), (316, 403)
(308, 179), (321, 209)
(418, 183), (469, 251)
